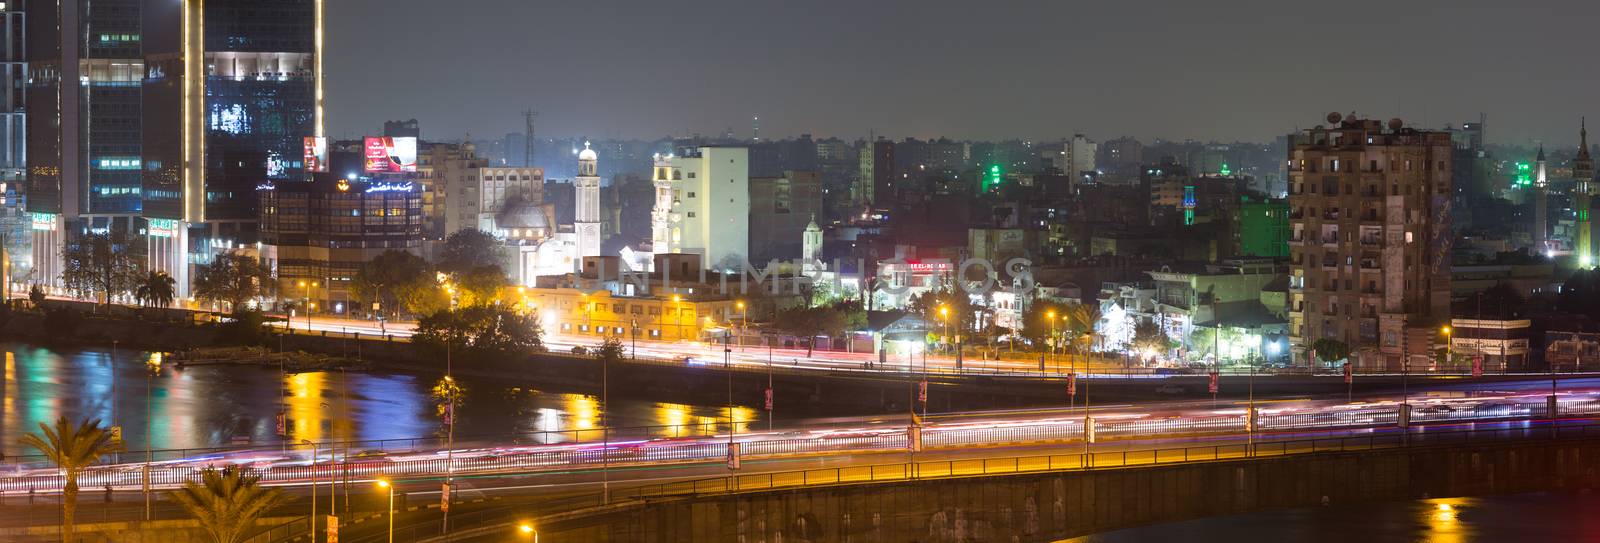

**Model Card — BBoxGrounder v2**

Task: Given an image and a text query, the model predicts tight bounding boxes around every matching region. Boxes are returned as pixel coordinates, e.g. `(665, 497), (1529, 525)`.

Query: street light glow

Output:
(519, 523), (535, 534)
(375, 479), (390, 488)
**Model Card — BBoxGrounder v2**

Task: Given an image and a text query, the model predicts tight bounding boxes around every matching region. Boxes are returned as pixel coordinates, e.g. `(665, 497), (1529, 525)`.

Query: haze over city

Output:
(327, 0), (1600, 146)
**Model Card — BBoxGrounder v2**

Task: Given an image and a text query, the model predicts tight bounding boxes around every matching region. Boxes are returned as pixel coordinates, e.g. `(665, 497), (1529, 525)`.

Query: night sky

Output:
(325, 0), (1595, 146)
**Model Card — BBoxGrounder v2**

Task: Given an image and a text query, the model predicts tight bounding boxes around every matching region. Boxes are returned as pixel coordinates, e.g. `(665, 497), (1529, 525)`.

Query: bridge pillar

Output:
(1398, 403), (1411, 428)
(1549, 394), (1559, 418)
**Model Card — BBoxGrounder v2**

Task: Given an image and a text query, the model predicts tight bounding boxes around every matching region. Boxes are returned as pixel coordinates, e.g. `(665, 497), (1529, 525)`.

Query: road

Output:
(4, 379), (1591, 497)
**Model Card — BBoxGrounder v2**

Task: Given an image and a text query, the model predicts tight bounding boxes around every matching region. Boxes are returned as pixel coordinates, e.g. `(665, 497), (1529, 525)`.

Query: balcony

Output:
(1361, 211), (1381, 224)
(1321, 236), (1339, 246)
(1360, 235), (1382, 246)
(1360, 258), (1380, 270)
(1323, 210), (1341, 221)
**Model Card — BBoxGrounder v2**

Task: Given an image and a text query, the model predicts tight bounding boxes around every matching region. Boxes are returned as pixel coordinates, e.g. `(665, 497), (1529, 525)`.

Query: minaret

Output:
(801, 215), (823, 273)
(1534, 145), (1549, 254)
(575, 141), (602, 259)
(1577, 119), (1596, 267)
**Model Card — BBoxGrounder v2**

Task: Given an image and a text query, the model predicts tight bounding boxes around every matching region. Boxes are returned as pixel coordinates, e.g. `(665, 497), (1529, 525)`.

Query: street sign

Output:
(918, 381), (928, 404)
(763, 387), (773, 411)
(327, 515), (339, 543)
(440, 483), (450, 512)
(275, 412), (286, 436)
(109, 426), (122, 441)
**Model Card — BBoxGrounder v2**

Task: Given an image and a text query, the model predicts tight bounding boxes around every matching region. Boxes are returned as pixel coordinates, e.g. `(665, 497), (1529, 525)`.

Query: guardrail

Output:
(614, 422), (1600, 501)
(2, 394), (1593, 496)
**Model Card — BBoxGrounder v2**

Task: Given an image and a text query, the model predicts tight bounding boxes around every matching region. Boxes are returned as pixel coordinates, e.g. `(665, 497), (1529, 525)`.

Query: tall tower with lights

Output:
(575, 142), (602, 260)
(1534, 146), (1549, 253)
(1576, 120), (1595, 268)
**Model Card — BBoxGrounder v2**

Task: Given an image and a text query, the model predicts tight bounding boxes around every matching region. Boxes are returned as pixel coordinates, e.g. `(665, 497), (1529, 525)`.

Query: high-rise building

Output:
(856, 138), (894, 209)
(1576, 120), (1595, 268)
(650, 146), (749, 269)
(25, 0), (148, 288)
(140, 0), (323, 296)
(258, 174), (423, 312)
(1287, 113), (1452, 369)
(574, 142), (601, 258)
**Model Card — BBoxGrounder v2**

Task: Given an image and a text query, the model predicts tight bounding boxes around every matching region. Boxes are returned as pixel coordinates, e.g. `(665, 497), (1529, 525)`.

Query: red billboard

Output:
(303, 136), (327, 173)
(363, 136), (417, 173)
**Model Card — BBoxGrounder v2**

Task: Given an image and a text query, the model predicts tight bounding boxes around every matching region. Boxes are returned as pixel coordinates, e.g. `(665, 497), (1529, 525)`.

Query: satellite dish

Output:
(1327, 112), (1343, 124)
(1388, 118), (1404, 131)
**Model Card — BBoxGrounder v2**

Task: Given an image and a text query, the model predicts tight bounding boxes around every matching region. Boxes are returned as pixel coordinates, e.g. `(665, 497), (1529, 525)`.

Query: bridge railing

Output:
(616, 422), (1600, 500)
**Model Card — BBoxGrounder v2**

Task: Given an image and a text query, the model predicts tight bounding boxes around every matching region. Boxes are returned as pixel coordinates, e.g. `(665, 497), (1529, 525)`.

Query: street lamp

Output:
(672, 294), (683, 340)
(736, 300), (747, 352)
(375, 479), (394, 543)
(1047, 310), (1058, 373)
(518, 522), (538, 541)
(301, 439), (318, 536)
(143, 354), (162, 521)
(939, 306), (949, 364)
(1441, 326), (1453, 369)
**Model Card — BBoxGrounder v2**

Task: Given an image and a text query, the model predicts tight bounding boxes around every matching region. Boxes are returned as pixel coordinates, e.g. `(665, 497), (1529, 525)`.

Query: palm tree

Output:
(135, 271), (176, 308)
(19, 416), (125, 543)
(168, 466), (291, 543)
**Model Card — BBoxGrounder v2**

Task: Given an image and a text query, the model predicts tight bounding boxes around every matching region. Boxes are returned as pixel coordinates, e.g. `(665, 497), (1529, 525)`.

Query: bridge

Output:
(533, 424), (1600, 542)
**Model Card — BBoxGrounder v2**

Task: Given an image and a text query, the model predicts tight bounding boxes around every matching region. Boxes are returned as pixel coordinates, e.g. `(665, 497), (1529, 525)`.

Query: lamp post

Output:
(441, 374), (456, 535)
(375, 479), (394, 543)
(736, 300), (747, 352)
(143, 354), (161, 521)
(939, 305), (949, 370)
(1441, 325), (1453, 370)
(301, 440), (318, 537)
(1048, 310), (1057, 375)
(672, 295), (683, 340)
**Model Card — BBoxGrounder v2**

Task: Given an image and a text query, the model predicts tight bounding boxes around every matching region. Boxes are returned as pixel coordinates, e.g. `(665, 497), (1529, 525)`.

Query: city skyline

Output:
(327, 0), (1600, 146)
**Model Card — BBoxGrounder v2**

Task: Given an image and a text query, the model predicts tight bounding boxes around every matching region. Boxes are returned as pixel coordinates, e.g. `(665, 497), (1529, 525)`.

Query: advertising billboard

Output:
(364, 136), (417, 173)
(303, 136), (328, 173)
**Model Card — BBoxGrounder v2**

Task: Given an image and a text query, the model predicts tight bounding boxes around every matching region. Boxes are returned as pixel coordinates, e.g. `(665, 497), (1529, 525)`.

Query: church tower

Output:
(1534, 145), (1549, 254)
(801, 215), (823, 273)
(1576, 120), (1596, 268)
(575, 141), (602, 259)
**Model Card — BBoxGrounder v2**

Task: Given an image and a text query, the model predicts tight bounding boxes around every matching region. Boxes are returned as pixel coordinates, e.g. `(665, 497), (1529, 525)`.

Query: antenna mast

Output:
(523, 109), (538, 167)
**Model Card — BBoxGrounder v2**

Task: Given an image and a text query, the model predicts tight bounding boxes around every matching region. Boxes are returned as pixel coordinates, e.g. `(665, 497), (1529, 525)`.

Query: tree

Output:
(594, 336), (627, 365)
(908, 285), (977, 343)
(414, 306), (544, 361)
(772, 305), (848, 356)
(1130, 320), (1168, 356)
(192, 252), (272, 311)
(430, 377), (465, 426)
(60, 229), (143, 307)
(1312, 337), (1351, 364)
(351, 250), (433, 318)
(455, 265), (510, 307)
(135, 271), (176, 308)
(28, 284), (45, 308)
(167, 466), (290, 543)
(19, 416), (125, 542)
(436, 229), (506, 275)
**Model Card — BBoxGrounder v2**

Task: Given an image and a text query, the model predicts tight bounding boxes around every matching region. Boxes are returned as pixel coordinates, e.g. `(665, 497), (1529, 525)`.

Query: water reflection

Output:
(0, 341), (753, 458)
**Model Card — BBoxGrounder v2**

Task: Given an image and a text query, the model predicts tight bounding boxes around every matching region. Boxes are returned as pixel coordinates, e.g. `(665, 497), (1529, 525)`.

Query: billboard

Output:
(303, 136), (328, 173)
(364, 136), (417, 173)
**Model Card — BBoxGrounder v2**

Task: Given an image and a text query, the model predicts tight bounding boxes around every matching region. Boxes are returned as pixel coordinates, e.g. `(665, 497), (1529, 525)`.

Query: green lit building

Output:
(1236, 196), (1289, 258)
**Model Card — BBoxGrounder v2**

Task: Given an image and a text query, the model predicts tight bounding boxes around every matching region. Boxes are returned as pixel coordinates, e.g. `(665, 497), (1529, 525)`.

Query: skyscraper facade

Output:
(1287, 113), (1452, 369)
(140, 0), (322, 294)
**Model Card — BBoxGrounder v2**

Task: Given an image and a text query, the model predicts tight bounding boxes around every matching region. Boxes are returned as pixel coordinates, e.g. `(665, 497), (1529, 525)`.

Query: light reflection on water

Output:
(0, 341), (754, 457)
(1067, 493), (1600, 542)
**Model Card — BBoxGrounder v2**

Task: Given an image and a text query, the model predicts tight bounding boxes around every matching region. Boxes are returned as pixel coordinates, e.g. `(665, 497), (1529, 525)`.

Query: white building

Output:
(651, 146), (750, 270)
